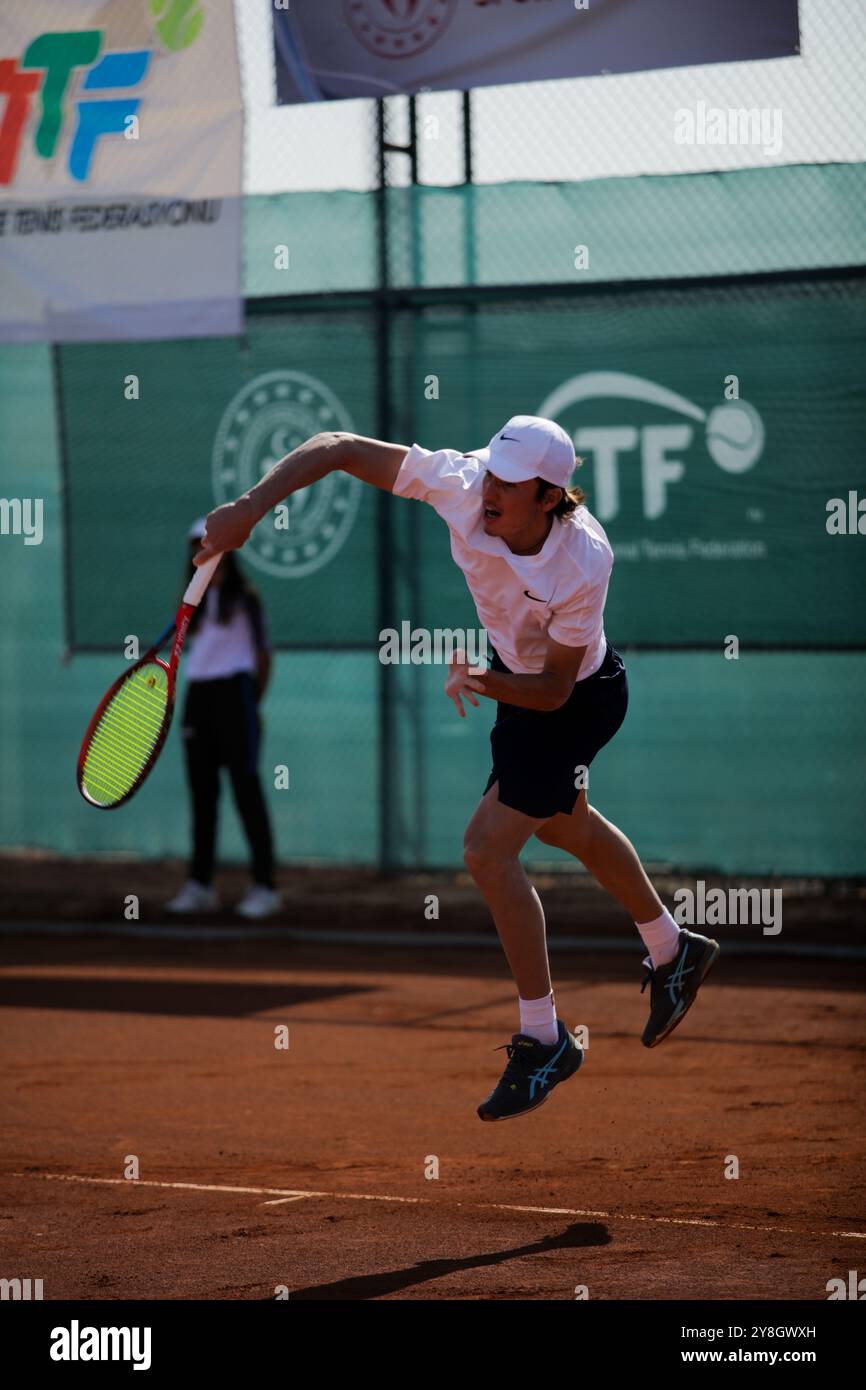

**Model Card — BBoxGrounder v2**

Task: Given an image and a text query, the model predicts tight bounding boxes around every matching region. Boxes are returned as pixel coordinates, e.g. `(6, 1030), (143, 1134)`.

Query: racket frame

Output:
(76, 554), (221, 809)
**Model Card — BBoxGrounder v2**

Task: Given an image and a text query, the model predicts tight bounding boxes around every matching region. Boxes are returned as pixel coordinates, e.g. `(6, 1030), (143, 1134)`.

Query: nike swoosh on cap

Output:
(499, 434), (521, 442)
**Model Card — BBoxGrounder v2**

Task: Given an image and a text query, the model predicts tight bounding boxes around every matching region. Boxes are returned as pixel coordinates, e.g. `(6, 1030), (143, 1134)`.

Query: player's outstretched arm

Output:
(335, 433), (409, 492)
(195, 432), (408, 562)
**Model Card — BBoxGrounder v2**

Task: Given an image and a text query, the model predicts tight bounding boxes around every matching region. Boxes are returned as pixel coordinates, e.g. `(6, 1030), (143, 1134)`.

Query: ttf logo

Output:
(0, 4), (204, 186)
(537, 371), (765, 521)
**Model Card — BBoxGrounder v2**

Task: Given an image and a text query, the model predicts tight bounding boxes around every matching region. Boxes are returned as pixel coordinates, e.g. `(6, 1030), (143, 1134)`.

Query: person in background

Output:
(166, 519), (280, 920)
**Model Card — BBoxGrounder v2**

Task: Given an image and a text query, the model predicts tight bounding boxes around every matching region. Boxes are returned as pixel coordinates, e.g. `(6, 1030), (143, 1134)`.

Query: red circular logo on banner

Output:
(343, 0), (458, 59)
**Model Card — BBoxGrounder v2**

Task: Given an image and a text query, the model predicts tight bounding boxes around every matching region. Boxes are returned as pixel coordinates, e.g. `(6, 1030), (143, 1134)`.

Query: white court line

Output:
(261, 1196), (317, 1207)
(12, 1171), (866, 1241)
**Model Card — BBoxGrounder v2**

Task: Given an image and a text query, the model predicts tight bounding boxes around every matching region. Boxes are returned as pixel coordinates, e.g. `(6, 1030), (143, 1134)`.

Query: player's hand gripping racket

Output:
(76, 554), (222, 809)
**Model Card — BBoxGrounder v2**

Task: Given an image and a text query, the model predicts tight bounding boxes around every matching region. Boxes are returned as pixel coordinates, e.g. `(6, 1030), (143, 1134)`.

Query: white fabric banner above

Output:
(273, 0), (800, 104)
(0, 1), (243, 343)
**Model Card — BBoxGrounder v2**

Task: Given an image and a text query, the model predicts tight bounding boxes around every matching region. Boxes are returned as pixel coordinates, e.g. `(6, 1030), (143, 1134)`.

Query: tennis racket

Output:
(77, 553), (222, 809)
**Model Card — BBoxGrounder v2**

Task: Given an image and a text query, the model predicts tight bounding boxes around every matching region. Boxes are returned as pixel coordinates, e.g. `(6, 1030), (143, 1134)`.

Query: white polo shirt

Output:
(393, 444), (613, 681)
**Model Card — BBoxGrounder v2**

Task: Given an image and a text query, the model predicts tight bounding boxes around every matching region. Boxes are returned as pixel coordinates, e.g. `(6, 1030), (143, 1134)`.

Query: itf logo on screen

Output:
(0, 4), (204, 186)
(537, 372), (765, 522)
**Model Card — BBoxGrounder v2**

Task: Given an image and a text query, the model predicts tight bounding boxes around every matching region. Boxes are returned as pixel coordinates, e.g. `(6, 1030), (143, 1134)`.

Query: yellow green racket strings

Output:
(80, 663), (170, 807)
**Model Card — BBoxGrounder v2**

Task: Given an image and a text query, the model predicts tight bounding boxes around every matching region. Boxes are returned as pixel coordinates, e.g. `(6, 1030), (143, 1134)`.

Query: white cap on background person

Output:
(468, 415), (576, 488)
(188, 517), (207, 541)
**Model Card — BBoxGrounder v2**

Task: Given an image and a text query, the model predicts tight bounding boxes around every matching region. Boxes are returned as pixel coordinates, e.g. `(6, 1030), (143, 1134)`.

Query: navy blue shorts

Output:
(483, 642), (628, 820)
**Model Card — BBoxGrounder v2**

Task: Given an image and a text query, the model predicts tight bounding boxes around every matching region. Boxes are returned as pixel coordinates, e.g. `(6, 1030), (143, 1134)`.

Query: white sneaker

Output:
(235, 885), (281, 920)
(165, 880), (220, 914)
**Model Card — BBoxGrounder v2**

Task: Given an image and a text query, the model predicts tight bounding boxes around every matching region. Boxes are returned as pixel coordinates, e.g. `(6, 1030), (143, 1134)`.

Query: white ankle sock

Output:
(518, 992), (559, 1046)
(636, 908), (681, 969)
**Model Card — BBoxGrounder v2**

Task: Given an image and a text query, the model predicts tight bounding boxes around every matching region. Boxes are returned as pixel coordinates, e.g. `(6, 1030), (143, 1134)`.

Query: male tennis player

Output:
(197, 418), (719, 1121)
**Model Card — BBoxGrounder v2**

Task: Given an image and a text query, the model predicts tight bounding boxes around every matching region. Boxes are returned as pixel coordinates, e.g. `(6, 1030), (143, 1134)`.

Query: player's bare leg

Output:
(536, 792), (719, 1047)
(465, 783), (585, 1120)
(463, 782), (552, 999)
(535, 791), (661, 923)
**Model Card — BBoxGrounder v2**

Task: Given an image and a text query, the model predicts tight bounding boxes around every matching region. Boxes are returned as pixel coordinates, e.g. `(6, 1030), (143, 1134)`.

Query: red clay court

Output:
(2, 862), (864, 1301)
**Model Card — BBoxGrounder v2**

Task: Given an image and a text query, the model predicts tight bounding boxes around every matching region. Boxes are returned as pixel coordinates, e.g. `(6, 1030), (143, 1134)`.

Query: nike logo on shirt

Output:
(524, 590), (550, 603)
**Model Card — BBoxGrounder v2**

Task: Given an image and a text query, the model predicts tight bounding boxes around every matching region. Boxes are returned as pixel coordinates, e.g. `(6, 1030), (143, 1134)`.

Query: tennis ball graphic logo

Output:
(148, 0), (204, 52)
(705, 401), (765, 474)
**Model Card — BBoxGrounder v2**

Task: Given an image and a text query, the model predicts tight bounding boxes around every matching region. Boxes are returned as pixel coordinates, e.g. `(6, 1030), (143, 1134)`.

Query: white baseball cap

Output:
(469, 415), (576, 488)
(187, 516), (207, 540)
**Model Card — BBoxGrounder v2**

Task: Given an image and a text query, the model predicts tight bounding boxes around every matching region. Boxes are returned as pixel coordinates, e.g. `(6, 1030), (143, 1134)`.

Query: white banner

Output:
(273, 0), (800, 104)
(0, 1), (243, 343)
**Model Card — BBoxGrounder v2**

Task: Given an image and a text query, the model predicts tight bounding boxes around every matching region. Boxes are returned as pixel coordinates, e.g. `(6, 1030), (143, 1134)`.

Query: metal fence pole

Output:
(374, 98), (397, 872)
(406, 95), (426, 866)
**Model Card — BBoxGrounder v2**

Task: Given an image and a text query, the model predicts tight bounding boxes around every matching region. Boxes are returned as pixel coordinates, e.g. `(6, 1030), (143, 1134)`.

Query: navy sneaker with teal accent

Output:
(640, 927), (720, 1048)
(477, 1019), (584, 1122)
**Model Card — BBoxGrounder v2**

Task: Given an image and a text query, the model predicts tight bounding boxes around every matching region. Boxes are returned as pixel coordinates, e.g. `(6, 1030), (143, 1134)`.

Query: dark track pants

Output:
(180, 673), (275, 889)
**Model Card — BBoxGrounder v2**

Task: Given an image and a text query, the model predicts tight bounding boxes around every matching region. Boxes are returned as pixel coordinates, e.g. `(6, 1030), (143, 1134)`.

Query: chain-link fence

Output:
(2, 0), (864, 875)
(237, 0), (866, 195)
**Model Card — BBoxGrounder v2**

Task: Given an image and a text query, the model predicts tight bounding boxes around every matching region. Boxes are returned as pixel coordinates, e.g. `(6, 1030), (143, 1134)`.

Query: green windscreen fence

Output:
(61, 275), (866, 653)
(3, 169), (864, 876)
(244, 164), (866, 295)
(394, 278), (866, 649)
(60, 312), (380, 651)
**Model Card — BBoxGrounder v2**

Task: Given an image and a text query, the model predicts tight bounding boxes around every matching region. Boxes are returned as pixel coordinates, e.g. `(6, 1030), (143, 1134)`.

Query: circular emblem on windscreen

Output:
(343, 0), (457, 58)
(212, 370), (361, 579)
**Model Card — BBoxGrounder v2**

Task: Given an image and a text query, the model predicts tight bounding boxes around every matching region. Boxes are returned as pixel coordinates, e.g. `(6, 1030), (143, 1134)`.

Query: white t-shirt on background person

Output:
(184, 588), (268, 682)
